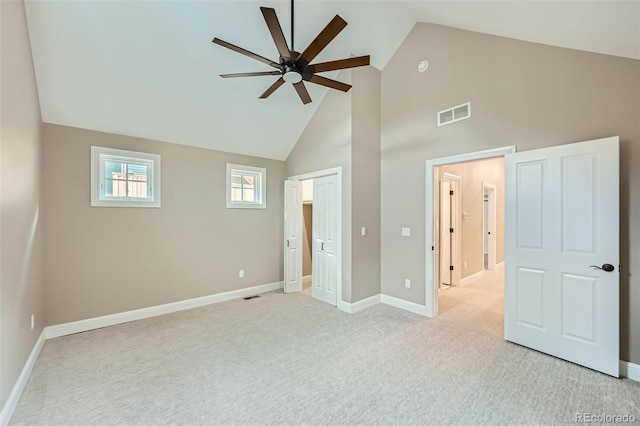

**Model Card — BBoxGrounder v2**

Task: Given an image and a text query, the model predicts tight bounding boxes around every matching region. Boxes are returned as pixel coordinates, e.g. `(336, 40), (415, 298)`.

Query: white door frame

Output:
(287, 167), (343, 310)
(437, 173), (462, 289)
(425, 146), (515, 317)
(482, 182), (497, 270)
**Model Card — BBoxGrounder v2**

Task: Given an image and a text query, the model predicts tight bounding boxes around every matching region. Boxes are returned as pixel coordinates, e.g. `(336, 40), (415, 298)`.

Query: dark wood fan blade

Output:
(260, 7), (291, 60)
(293, 82), (312, 104)
(297, 15), (347, 65)
(312, 55), (370, 73)
(212, 38), (282, 70)
(259, 77), (285, 99)
(221, 71), (282, 78)
(309, 75), (351, 92)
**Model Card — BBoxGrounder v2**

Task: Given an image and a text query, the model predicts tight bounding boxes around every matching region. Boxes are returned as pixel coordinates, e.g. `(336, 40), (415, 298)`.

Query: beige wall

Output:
(381, 23), (640, 363)
(351, 65), (382, 301)
(438, 157), (505, 278)
(42, 124), (285, 325)
(0, 0), (45, 411)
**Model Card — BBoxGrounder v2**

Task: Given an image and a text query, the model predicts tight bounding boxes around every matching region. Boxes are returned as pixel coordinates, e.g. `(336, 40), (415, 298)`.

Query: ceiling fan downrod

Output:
(290, 0), (294, 52)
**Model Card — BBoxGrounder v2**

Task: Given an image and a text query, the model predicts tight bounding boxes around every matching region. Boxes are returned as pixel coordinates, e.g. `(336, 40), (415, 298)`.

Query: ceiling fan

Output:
(212, 0), (370, 105)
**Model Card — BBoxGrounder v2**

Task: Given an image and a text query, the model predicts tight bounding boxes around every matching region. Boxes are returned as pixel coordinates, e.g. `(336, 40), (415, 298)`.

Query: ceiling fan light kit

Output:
(212, 0), (370, 105)
(283, 66), (302, 84)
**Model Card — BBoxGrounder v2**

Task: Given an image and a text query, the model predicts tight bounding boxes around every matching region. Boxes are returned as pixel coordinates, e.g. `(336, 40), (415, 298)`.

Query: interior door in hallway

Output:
(505, 136), (619, 376)
(312, 174), (338, 306)
(440, 180), (452, 287)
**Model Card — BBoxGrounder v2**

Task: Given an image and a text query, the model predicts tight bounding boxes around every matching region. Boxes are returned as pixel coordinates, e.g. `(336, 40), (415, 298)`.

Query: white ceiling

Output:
(25, 1), (640, 161)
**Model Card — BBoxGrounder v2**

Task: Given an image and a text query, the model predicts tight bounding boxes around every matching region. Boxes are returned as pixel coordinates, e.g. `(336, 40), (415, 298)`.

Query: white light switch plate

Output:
(402, 227), (411, 237)
(361, 227), (366, 236)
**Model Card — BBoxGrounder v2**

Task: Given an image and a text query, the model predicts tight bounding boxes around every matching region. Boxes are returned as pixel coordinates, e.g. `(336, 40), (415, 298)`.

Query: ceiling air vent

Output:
(438, 102), (471, 126)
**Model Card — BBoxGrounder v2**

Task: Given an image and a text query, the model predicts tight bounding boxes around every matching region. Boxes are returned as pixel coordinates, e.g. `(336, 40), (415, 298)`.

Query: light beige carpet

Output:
(10, 271), (639, 425)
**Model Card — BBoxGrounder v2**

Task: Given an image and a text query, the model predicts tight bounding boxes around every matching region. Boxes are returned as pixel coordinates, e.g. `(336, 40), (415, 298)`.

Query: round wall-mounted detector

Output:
(417, 60), (429, 73)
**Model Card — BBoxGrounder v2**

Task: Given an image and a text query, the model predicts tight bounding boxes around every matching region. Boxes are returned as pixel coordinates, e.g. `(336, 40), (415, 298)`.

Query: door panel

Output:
(515, 267), (545, 330)
(312, 180), (325, 302)
(283, 180), (302, 293)
(505, 136), (619, 376)
(515, 161), (544, 249)
(561, 273), (597, 343)
(561, 154), (596, 253)
(312, 175), (338, 306)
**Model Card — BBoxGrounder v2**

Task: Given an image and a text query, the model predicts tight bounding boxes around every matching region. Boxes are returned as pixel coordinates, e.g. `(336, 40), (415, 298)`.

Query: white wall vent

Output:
(438, 102), (471, 126)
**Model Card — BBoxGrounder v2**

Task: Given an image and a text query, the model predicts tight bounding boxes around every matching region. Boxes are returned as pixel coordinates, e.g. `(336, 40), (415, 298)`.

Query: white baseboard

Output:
(340, 294), (381, 314)
(0, 330), (46, 426)
(460, 270), (484, 286)
(46, 281), (284, 339)
(460, 262), (505, 286)
(381, 295), (429, 316)
(620, 360), (640, 382)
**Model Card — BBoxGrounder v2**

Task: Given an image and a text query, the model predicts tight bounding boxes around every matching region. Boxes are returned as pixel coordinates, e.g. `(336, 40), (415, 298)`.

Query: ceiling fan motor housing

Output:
(281, 52), (315, 84)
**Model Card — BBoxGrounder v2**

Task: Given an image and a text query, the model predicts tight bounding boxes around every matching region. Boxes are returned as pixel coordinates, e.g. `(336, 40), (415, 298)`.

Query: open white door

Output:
(284, 180), (303, 293)
(505, 136), (619, 376)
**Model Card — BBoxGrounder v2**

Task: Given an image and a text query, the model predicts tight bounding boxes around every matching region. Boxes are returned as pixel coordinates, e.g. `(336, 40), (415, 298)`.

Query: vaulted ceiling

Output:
(24, 1), (639, 160)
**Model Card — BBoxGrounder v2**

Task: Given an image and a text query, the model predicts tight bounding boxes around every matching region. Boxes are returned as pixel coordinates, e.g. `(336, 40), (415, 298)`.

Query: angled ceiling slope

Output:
(25, 1), (639, 161)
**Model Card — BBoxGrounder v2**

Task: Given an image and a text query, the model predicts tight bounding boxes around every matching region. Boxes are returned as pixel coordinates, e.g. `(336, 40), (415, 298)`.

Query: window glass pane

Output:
(104, 161), (149, 199)
(231, 188), (242, 201)
(127, 180), (148, 198)
(230, 171), (259, 202)
(127, 163), (148, 180)
(242, 175), (254, 187)
(105, 178), (127, 198)
(105, 160), (125, 178)
(243, 189), (255, 201)
(126, 163), (148, 198)
(105, 160), (127, 197)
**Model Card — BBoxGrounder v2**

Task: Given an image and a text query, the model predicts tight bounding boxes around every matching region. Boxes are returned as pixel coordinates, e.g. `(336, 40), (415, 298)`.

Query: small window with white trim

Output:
(91, 146), (161, 208)
(226, 163), (266, 209)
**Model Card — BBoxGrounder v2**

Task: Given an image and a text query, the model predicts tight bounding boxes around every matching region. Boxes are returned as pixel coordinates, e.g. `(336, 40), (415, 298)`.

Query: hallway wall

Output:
(438, 157), (505, 278)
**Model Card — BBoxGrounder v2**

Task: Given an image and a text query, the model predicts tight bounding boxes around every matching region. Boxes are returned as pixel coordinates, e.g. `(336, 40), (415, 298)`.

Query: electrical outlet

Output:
(239, 269), (245, 278)
(31, 314), (34, 330)
(402, 227), (411, 237)
(405, 279), (411, 288)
